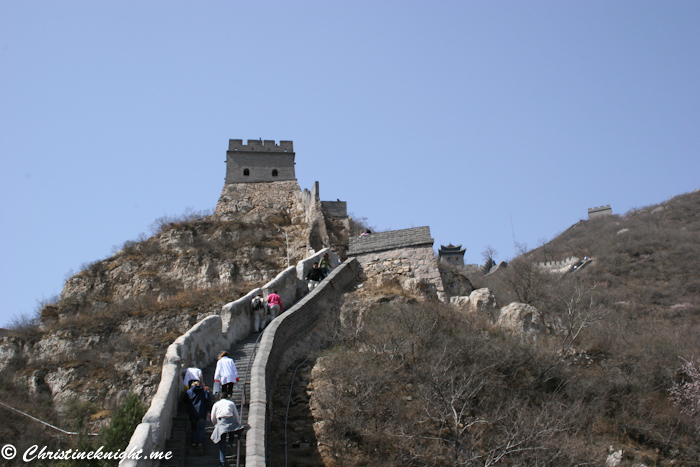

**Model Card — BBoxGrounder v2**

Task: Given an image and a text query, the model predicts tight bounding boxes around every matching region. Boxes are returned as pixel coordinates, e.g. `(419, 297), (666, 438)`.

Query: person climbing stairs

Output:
(162, 331), (261, 467)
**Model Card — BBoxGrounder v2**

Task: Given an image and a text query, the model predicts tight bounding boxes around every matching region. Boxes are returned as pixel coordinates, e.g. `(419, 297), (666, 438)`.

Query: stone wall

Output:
(353, 245), (445, 298)
(347, 227), (445, 299)
(588, 204), (613, 219)
(214, 180), (307, 225)
(347, 226), (434, 255)
(245, 258), (360, 467)
(225, 139), (296, 184)
(321, 200), (347, 218)
(122, 248), (340, 466)
(300, 181), (330, 254)
(537, 256), (581, 274)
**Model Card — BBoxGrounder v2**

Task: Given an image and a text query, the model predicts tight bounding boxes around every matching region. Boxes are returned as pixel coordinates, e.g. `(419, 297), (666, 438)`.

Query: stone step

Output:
(165, 331), (261, 467)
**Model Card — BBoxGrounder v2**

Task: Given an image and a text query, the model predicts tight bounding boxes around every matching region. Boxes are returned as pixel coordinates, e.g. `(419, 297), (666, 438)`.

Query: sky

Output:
(1, 1), (699, 327)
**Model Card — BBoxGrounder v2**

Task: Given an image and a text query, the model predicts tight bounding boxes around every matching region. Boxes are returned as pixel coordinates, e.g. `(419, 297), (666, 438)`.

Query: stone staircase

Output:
(162, 332), (262, 467)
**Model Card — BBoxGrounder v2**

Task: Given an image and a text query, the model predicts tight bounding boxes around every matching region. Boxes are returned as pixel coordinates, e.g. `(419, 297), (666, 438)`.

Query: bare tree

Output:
(500, 258), (552, 307)
(537, 237), (550, 263)
(417, 349), (489, 464)
(555, 278), (608, 351)
(670, 357), (700, 419)
(482, 246), (498, 274)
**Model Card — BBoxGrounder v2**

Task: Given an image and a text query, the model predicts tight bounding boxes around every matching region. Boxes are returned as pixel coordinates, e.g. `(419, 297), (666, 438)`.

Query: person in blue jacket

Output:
(182, 380), (212, 454)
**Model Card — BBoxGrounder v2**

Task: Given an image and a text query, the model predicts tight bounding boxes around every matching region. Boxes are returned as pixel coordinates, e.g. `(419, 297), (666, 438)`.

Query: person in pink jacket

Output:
(266, 291), (283, 321)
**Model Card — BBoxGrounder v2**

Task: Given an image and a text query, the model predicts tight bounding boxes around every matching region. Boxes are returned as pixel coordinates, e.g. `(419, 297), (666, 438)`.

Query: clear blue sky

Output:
(2, 1), (699, 327)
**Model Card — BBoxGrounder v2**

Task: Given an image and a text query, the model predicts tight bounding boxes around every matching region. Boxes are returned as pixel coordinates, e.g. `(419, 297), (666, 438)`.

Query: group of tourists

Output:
(251, 290), (284, 332)
(181, 351), (247, 467)
(180, 252), (337, 466)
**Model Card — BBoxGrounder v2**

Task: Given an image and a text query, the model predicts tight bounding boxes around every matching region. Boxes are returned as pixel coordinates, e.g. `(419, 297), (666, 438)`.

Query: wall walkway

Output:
(245, 258), (359, 466)
(121, 248), (351, 467)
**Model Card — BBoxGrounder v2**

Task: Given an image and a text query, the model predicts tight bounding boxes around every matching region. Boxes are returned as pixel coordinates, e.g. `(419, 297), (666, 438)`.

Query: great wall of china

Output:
(123, 140), (451, 466)
(123, 139), (606, 466)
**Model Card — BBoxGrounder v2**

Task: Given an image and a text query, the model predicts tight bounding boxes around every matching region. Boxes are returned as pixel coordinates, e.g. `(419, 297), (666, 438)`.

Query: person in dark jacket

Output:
(182, 380), (212, 453)
(305, 262), (325, 291)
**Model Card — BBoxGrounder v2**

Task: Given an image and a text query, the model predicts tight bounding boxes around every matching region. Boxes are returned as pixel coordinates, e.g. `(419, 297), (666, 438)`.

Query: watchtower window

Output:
(243, 169), (250, 176)
(272, 169), (278, 177)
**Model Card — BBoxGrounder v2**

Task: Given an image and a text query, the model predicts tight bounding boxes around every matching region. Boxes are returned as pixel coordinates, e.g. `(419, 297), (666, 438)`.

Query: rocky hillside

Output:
(299, 190), (700, 466)
(0, 180), (345, 453)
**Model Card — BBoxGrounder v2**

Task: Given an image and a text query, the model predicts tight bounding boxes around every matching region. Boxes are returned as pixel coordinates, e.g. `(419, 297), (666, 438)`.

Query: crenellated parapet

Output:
(588, 204), (612, 219)
(228, 139), (294, 152)
(538, 256), (581, 269)
(226, 138), (296, 184)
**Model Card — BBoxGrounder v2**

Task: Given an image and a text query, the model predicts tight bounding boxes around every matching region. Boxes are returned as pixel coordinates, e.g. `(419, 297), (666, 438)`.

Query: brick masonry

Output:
(214, 180), (307, 224)
(245, 259), (360, 467)
(347, 227), (445, 298)
(225, 139), (296, 184)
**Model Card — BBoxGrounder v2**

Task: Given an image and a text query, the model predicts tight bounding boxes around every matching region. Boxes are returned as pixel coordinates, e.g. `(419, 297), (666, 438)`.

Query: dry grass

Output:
(314, 291), (700, 465)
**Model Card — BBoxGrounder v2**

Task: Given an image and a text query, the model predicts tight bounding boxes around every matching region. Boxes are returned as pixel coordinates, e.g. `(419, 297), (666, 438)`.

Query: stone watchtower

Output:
(225, 139), (296, 184)
(438, 244), (466, 266)
(588, 205), (612, 220)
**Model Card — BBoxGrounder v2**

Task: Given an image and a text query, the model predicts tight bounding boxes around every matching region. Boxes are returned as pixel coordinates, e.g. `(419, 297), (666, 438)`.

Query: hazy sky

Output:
(2, 1), (699, 327)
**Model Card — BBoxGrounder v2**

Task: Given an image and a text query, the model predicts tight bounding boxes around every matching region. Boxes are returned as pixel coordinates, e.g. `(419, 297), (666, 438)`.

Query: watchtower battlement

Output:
(228, 139), (294, 152)
(225, 139), (296, 184)
(588, 204), (612, 219)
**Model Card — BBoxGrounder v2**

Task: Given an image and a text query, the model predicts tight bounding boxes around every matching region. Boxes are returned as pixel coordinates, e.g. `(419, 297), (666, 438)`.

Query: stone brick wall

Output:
(214, 180), (307, 225)
(225, 139), (296, 184)
(347, 226), (433, 255)
(246, 259), (360, 467)
(588, 204), (613, 219)
(321, 200), (347, 218)
(347, 227), (445, 298)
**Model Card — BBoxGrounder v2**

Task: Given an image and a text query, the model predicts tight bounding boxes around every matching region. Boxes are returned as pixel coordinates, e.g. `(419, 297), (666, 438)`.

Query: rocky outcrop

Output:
(497, 302), (551, 336)
(214, 180), (307, 225)
(439, 264), (475, 298)
(450, 288), (499, 320)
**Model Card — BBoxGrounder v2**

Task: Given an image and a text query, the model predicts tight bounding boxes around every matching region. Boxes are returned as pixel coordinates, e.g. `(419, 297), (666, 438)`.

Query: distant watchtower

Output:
(438, 244), (466, 266)
(588, 205), (612, 220)
(225, 139), (296, 184)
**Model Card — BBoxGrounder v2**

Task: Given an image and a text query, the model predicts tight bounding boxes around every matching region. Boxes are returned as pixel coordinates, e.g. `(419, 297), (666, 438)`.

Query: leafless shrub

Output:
(552, 278), (608, 351)
(150, 207), (212, 234)
(312, 296), (610, 466)
(499, 257), (553, 307)
(5, 297), (55, 341)
(348, 213), (377, 236)
(670, 357), (700, 419)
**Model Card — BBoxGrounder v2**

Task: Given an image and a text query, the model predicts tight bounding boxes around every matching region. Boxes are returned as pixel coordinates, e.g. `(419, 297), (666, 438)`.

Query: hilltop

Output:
(1, 153), (698, 465)
(0, 167), (354, 458)
(301, 189), (700, 466)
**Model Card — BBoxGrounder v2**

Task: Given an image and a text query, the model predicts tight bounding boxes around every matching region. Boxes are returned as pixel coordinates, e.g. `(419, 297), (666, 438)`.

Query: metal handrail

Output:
(0, 400), (99, 436)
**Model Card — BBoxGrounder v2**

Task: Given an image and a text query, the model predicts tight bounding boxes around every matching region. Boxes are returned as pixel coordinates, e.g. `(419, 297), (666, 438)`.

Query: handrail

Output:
(0, 400), (99, 436)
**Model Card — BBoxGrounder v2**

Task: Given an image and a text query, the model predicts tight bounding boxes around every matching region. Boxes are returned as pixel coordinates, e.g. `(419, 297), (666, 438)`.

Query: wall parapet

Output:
(122, 248), (341, 466)
(537, 256), (580, 269)
(347, 226), (433, 256)
(228, 139), (294, 152)
(588, 205), (612, 219)
(245, 258), (360, 467)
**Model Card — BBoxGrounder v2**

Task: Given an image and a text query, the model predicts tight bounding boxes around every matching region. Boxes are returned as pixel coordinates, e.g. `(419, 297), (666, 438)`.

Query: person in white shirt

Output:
(214, 351), (239, 397)
(210, 393), (246, 466)
(183, 367), (203, 390)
